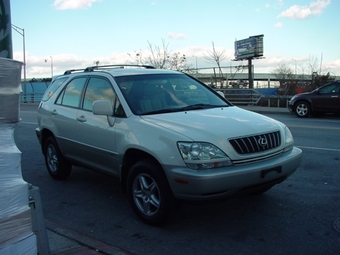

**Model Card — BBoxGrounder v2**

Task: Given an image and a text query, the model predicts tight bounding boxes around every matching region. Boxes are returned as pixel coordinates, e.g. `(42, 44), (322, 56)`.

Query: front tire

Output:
(127, 160), (176, 226)
(294, 101), (310, 118)
(44, 136), (72, 180)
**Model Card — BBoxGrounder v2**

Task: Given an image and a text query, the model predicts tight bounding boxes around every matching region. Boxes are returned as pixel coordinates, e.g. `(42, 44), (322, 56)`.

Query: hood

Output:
(141, 106), (283, 143)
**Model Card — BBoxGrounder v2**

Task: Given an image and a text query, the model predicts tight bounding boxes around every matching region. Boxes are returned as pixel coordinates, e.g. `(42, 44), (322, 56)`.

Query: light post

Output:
(292, 59), (297, 77)
(45, 56), (53, 77)
(11, 24), (27, 102)
(192, 56), (198, 73)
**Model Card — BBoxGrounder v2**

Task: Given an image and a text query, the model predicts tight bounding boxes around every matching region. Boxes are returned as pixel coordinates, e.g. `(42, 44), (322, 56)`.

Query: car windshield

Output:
(115, 73), (229, 115)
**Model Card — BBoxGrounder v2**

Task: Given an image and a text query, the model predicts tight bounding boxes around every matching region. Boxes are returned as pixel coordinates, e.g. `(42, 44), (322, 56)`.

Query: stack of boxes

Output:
(0, 57), (36, 254)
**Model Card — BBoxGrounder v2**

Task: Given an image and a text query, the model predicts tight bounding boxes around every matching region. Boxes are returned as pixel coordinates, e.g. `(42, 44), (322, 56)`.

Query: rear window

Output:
(41, 77), (68, 101)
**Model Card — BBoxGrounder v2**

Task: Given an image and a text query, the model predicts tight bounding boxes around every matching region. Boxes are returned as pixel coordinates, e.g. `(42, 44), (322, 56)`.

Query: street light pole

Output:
(192, 56), (198, 73)
(11, 24), (27, 103)
(45, 56), (53, 78)
(292, 59), (297, 77)
(50, 56), (53, 77)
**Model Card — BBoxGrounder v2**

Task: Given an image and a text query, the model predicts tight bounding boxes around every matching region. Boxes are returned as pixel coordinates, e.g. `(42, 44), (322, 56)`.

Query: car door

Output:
(311, 82), (340, 112)
(52, 77), (87, 158)
(74, 76), (119, 174)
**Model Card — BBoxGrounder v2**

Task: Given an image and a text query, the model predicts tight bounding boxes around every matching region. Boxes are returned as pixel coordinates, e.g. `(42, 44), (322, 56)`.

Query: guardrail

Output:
(21, 93), (44, 103)
(261, 95), (292, 108)
(217, 89), (292, 107)
(218, 88), (262, 105)
(20, 87), (293, 108)
(20, 81), (49, 103)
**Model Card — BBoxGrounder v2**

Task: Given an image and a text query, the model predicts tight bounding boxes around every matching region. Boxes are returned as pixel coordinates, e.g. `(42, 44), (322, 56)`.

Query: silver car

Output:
(36, 65), (302, 225)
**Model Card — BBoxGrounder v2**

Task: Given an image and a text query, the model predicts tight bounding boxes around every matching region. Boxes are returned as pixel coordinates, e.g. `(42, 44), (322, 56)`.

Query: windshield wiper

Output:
(141, 108), (183, 115)
(179, 104), (226, 111)
(141, 104), (228, 115)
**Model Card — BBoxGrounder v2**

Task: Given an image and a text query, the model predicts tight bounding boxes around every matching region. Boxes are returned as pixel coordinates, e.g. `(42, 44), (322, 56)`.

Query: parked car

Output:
(36, 65), (302, 225)
(288, 80), (340, 117)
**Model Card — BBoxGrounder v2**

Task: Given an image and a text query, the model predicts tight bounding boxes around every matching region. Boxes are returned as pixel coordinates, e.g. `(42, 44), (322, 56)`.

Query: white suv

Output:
(36, 65), (302, 225)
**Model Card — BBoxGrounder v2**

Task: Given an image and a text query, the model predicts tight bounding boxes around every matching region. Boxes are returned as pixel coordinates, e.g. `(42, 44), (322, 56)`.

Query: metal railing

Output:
(261, 95), (292, 108)
(218, 88), (262, 105)
(20, 86), (292, 107)
(217, 89), (292, 107)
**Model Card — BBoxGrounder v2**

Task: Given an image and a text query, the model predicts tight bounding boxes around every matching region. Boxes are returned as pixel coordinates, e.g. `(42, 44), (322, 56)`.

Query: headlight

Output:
(177, 142), (233, 170)
(283, 126), (294, 152)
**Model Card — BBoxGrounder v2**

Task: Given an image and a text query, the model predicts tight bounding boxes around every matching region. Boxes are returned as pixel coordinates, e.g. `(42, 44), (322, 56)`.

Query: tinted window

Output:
(319, 83), (340, 94)
(115, 74), (228, 115)
(42, 77), (68, 101)
(82, 77), (116, 111)
(56, 77), (87, 108)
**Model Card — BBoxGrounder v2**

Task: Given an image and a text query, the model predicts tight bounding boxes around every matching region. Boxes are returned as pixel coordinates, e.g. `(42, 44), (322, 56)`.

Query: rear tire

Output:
(127, 160), (176, 226)
(44, 136), (72, 180)
(294, 101), (310, 118)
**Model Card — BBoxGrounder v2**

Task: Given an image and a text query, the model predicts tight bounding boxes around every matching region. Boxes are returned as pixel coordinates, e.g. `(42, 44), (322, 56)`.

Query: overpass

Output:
(191, 72), (335, 88)
(188, 66), (339, 88)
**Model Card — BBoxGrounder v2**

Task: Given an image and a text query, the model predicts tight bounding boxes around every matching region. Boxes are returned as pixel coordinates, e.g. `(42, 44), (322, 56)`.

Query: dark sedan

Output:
(288, 80), (340, 117)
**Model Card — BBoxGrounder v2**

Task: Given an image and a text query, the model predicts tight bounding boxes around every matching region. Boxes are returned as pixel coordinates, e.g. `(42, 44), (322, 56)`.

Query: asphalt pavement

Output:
(37, 105), (289, 255)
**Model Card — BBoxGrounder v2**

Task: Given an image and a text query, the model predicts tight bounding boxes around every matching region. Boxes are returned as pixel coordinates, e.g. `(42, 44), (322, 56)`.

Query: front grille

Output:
(229, 131), (281, 155)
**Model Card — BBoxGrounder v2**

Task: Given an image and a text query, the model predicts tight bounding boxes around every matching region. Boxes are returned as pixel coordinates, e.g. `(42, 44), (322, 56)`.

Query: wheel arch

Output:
(120, 148), (167, 193)
(40, 128), (56, 155)
(293, 98), (311, 108)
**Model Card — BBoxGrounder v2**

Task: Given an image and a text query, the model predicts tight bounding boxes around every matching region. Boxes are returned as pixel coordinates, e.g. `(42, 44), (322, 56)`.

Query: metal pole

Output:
(50, 56), (53, 77)
(248, 58), (253, 89)
(11, 24), (27, 103)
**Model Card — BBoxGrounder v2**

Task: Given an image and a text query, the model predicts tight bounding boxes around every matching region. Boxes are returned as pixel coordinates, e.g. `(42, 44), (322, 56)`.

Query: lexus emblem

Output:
(258, 137), (267, 146)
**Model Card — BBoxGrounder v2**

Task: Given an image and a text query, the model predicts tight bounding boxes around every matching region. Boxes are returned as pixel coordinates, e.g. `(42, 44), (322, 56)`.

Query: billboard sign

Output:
(234, 35), (263, 60)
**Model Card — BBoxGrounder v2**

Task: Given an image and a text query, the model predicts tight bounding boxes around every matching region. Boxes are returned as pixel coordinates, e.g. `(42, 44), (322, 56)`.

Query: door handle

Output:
(50, 109), (58, 115)
(331, 95), (338, 98)
(77, 115), (87, 123)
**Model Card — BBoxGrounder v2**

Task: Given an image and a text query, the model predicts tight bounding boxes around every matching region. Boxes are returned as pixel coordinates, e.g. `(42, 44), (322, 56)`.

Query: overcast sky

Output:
(10, 0), (339, 78)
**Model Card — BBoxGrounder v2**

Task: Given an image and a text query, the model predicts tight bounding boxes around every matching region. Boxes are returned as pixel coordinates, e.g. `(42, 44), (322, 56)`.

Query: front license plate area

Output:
(261, 166), (282, 178)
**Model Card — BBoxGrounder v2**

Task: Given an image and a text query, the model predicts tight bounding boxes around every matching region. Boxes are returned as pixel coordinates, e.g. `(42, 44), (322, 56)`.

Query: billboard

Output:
(234, 35), (263, 60)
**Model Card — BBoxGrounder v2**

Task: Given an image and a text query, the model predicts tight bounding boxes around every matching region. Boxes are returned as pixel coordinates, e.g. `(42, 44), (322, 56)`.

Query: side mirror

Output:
(93, 100), (113, 116)
(217, 91), (225, 98)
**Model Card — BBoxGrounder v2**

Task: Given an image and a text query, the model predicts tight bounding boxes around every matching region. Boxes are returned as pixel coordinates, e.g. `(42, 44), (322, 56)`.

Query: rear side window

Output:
(41, 77), (68, 101)
(56, 77), (87, 108)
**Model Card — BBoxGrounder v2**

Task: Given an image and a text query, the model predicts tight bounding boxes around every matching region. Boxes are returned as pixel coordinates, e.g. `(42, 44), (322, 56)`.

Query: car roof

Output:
(60, 65), (181, 78)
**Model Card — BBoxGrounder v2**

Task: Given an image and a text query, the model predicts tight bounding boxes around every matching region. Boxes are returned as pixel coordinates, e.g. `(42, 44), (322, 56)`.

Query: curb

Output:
(46, 220), (134, 255)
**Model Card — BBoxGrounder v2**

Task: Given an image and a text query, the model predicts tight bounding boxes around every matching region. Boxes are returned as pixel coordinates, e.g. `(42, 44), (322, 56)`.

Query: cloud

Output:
(278, 0), (331, 20)
(53, 0), (102, 10)
(168, 32), (186, 40)
(274, 22), (283, 28)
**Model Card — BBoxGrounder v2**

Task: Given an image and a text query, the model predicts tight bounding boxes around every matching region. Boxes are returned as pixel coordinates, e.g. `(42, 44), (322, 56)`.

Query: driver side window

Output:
(82, 77), (115, 112)
(319, 83), (340, 94)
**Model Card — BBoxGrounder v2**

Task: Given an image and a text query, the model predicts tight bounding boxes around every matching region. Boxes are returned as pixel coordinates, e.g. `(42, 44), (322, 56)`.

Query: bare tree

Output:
(127, 40), (169, 68)
(168, 52), (187, 71)
(307, 55), (320, 74)
(204, 42), (228, 86)
(146, 39), (170, 69)
(273, 63), (293, 78)
(272, 64), (295, 95)
(129, 39), (192, 71)
(127, 51), (145, 65)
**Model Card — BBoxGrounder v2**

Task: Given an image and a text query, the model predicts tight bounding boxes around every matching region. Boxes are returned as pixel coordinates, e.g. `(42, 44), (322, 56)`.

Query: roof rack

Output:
(63, 69), (86, 75)
(84, 64), (156, 72)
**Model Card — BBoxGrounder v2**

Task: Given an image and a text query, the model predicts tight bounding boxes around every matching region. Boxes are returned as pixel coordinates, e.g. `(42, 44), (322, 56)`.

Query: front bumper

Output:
(166, 146), (302, 200)
(287, 103), (294, 113)
(35, 127), (42, 145)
